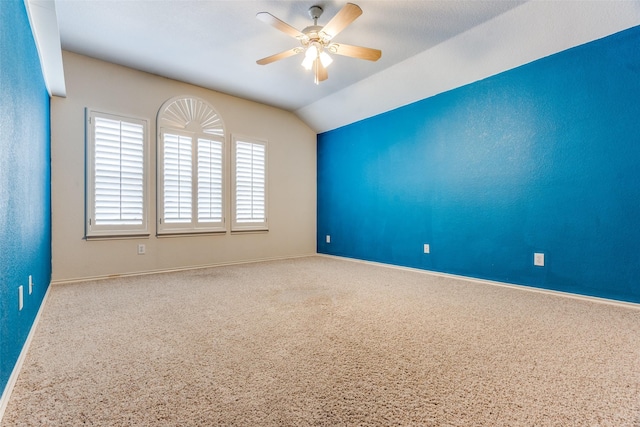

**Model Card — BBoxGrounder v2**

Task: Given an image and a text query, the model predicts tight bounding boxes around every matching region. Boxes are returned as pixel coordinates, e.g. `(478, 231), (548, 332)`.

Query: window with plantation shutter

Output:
(86, 110), (149, 238)
(162, 133), (192, 223)
(157, 96), (226, 234)
(197, 138), (223, 223)
(232, 136), (267, 231)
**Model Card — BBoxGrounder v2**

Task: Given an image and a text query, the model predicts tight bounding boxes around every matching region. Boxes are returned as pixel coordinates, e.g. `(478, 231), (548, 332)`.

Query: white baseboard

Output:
(0, 283), (52, 423)
(50, 254), (317, 285)
(318, 254), (640, 310)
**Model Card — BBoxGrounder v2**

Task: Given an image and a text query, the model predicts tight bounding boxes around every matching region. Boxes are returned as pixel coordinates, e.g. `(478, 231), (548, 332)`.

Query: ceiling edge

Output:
(297, 0), (640, 134)
(24, 0), (66, 97)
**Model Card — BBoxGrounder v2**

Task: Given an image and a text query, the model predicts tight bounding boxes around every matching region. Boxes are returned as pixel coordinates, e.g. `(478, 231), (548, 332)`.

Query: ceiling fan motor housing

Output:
(302, 25), (323, 40)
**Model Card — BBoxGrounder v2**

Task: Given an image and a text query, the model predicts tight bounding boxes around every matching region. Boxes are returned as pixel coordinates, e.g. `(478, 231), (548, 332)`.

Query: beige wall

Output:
(51, 51), (317, 282)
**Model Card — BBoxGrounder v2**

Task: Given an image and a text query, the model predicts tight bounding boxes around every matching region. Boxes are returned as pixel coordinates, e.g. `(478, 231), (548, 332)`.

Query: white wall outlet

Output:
(19, 286), (23, 311)
(28, 275), (33, 295)
(137, 244), (146, 255)
(326, 235), (331, 244)
(423, 244), (430, 254)
(534, 252), (545, 267)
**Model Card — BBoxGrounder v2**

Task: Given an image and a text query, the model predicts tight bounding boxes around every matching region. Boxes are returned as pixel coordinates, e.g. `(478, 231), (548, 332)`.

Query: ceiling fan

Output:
(256, 3), (382, 85)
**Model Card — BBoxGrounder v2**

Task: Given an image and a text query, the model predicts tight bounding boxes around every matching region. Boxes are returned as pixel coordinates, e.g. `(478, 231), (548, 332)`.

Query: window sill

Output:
(85, 233), (150, 241)
(156, 230), (227, 238)
(230, 229), (269, 235)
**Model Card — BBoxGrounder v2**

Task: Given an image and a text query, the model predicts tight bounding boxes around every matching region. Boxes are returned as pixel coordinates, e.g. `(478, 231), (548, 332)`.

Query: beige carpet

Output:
(2, 256), (640, 426)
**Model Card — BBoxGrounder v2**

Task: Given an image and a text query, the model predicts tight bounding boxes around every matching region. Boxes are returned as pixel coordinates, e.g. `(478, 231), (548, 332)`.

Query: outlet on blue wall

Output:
(318, 26), (640, 303)
(0, 0), (52, 397)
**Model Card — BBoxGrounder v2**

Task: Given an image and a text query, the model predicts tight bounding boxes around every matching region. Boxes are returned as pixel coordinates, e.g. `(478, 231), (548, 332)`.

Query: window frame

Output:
(156, 96), (226, 236)
(157, 128), (226, 235)
(85, 109), (150, 239)
(231, 135), (268, 232)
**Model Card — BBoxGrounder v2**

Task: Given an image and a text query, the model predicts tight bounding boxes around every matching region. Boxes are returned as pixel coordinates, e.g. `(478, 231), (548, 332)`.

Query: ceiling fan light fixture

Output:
(301, 55), (315, 70)
(319, 51), (333, 68)
(305, 43), (319, 60)
(302, 42), (331, 70)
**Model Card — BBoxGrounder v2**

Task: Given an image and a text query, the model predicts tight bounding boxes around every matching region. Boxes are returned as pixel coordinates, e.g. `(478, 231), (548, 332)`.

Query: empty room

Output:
(1, 0), (640, 425)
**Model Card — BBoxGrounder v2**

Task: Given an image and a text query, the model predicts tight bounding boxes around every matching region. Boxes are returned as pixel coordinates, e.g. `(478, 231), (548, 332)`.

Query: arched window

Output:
(157, 96), (225, 234)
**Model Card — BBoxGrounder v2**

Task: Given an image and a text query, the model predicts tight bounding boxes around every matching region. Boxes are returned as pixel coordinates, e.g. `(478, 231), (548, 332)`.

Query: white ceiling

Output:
(31, 1), (640, 132)
(54, 0), (524, 109)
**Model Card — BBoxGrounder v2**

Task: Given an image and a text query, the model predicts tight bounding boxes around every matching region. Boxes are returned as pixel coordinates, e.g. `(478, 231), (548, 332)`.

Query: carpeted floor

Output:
(2, 256), (640, 426)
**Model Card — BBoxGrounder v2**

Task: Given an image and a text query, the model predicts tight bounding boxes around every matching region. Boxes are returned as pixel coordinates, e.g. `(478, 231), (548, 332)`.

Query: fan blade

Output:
(321, 3), (362, 40)
(331, 43), (381, 61)
(256, 12), (305, 39)
(315, 59), (328, 84)
(257, 48), (301, 65)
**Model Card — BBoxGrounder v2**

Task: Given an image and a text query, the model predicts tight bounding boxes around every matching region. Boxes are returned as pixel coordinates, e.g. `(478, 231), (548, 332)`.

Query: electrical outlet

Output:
(137, 244), (146, 255)
(19, 286), (23, 311)
(326, 235), (331, 244)
(423, 244), (430, 254)
(28, 275), (33, 295)
(534, 252), (545, 267)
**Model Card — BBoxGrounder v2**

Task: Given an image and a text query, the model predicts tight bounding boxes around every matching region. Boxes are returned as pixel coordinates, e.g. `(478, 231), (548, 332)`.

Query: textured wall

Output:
(318, 26), (640, 303)
(0, 0), (51, 397)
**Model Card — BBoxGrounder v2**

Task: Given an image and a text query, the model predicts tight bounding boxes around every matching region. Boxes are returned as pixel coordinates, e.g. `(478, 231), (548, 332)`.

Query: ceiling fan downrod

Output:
(308, 5), (323, 25)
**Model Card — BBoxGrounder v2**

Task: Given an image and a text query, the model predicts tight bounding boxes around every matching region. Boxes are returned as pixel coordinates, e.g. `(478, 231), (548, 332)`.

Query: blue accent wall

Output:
(318, 26), (640, 303)
(0, 0), (51, 396)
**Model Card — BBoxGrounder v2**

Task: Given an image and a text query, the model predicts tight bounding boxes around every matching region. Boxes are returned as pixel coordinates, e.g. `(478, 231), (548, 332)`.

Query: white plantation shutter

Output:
(197, 138), (223, 222)
(163, 133), (192, 223)
(86, 111), (148, 237)
(157, 95), (226, 234)
(232, 137), (267, 231)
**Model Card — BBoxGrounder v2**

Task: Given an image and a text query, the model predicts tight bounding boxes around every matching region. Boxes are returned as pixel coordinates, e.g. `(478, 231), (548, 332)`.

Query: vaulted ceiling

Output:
(28, 1), (640, 132)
